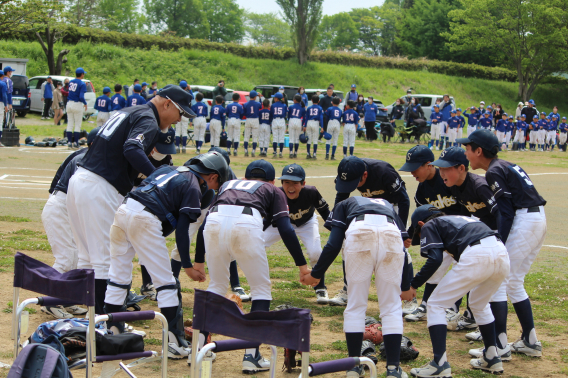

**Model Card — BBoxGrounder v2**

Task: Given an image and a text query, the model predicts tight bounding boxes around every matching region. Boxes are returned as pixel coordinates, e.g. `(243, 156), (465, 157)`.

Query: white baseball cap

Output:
(480, 101), (485, 105)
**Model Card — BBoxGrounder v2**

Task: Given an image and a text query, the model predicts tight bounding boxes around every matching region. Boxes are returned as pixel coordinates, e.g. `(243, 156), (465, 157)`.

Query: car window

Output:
(201, 90), (213, 99)
(224, 91), (234, 102)
(36, 78), (47, 89)
(11, 76), (28, 90)
(334, 92), (344, 100)
(420, 97), (432, 107)
(245, 96), (250, 101)
(284, 88), (297, 99)
(28, 79), (39, 89)
(260, 88), (274, 98)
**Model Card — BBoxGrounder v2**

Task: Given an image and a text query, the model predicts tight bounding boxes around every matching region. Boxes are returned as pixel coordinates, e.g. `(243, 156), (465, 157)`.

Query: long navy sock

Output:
(342, 260), (347, 291)
(95, 279), (108, 315)
(252, 142), (257, 151)
(313, 144), (318, 153)
(345, 332), (364, 357)
(244, 141), (248, 150)
(226, 140), (232, 150)
(490, 301), (508, 349)
(170, 259), (182, 279)
(349, 146), (354, 155)
(234, 142), (239, 150)
(307, 144), (311, 154)
(383, 334), (402, 367)
(478, 322), (498, 354)
(343, 146), (347, 155)
(73, 132), (80, 144)
(453, 297), (463, 312)
(422, 283), (437, 305)
(66, 131), (73, 143)
(229, 260), (240, 288)
(295, 143), (299, 152)
(175, 136), (180, 147)
(272, 142), (277, 153)
(332, 146), (337, 156)
(428, 325), (447, 365)
(326, 144), (330, 154)
(182, 136), (187, 147)
(513, 298), (537, 344)
(140, 265), (152, 286)
(279, 142), (284, 152)
(314, 274), (326, 290)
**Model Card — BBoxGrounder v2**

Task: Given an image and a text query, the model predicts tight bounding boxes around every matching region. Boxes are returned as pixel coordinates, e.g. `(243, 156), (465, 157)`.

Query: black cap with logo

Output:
(399, 145), (435, 172)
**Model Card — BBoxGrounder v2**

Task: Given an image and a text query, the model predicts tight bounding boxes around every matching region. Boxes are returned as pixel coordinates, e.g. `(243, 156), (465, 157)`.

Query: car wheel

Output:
(16, 111), (27, 117)
(48, 109), (54, 118)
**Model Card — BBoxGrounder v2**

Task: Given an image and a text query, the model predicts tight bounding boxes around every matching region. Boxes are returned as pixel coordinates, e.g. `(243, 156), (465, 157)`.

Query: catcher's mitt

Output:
(183, 319), (212, 343)
(363, 323), (383, 345)
(226, 293), (243, 310)
(361, 339), (378, 365)
(275, 304), (312, 372)
(365, 316), (379, 326)
(379, 335), (419, 361)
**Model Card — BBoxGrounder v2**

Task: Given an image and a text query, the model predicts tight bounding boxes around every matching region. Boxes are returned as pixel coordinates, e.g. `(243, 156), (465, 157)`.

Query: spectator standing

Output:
(148, 81), (158, 98)
(405, 97), (426, 143)
(402, 89), (412, 109)
(125, 78), (140, 98)
(52, 82), (64, 125)
(296, 86), (308, 107)
(355, 94), (365, 128)
(387, 98), (404, 142)
(494, 104), (504, 129)
(363, 96), (379, 141)
(515, 102), (523, 120)
(41, 76), (54, 120)
(521, 99), (539, 122)
(61, 78), (70, 124)
(140, 82), (149, 100)
(345, 84), (359, 103)
(320, 86), (335, 138)
(0, 71), (7, 144)
(2, 66), (14, 115)
(212, 80), (227, 106)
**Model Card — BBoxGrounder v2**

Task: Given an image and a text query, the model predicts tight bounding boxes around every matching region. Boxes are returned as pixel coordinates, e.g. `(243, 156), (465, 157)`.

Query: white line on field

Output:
(1, 174), (54, 179)
(17, 148), (74, 154)
(0, 185), (47, 190)
(543, 244), (568, 250)
(0, 196), (47, 201)
(0, 167), (56, 171)
(0, 174), (7, 180)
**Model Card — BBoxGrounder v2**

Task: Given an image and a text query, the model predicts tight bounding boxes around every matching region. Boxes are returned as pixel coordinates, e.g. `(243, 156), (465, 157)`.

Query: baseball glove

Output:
(363, 323), (383, 345)
(365, 316), (380, 326)
(361, 339), (378, 365)
(226, 293), (243, 311)
(379, 335), (419, 361)
(275, 303), (312, 372)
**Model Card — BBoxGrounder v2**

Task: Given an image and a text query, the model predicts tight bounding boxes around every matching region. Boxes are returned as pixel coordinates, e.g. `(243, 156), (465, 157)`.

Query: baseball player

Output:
(446, 110), (460, 147)
(405, 205), (509, 376)
(546, 114), (558, 151)
(528, 115), (539, 151)
(301, 192), (410, 378)
(505, 115), (514, 148)
(193, 159), (309, 373)
(513, 114), (527, 151)
(0, 71), (7, 142)
(95, 87), (112, 127)
(463, 107), (480, 136)
(127, 84), (147, 108)
(324, 97), (342, 160)
(330, 156), (410, 306)
(258, 99), (272, 157)
(495, 113), (508, 150)
(41, 127), (100, 319)
(270, 92), (288, 158)
(209, 95), (226, 148)
(110, 84), (126, 118)
(438, 95), (454, 149)
(399, 145), (462, 322)
(287, 95), (305, 158)
(341, 101), (360, 157)
(66, 85), (195, 315)
(536, 112), (548, 151)
(66, 68), (88, 149)
(190, 92), (208, 154)
(458, 129), (547, 359)
(1, 66), (14, 134)
(456, 108), (465, 141)
(429, 105), (442, 150)
(243, 90), (262, 157)
(226, 93), (244, 156)
(263, 164), (330, 303)
(104, 152), (229, 359)
(478, 109), (492, 130)
(304, 95), (324, 159)
(174, 81), (192, 153)
(559, 117), (568, 151)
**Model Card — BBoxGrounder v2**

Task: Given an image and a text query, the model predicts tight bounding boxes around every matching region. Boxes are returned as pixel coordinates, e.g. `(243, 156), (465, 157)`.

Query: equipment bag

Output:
(8, 343), (72, 378)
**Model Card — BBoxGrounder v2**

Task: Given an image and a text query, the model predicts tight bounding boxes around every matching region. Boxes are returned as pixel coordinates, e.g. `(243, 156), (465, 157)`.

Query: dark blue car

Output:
(10, 74), (30, 117)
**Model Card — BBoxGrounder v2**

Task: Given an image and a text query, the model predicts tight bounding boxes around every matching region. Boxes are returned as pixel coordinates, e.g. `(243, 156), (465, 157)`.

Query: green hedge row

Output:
(6, 25), (566, 84)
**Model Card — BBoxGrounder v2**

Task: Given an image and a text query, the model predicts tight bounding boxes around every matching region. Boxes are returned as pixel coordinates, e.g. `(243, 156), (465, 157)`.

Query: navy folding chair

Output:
(189, 289), (377, 378)
(11, 252), (169, 378)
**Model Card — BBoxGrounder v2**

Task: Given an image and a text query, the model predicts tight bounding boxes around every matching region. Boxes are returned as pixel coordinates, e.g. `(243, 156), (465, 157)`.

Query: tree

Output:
(0, 0), (52, 35)
(143, 0), (209, 39)
(376, 2), (403, 56)
(99, 0), (143, 33)
(350, 7), (382, 55)
(276, 0), (323, 65)
(202, 0), (244, 43)
(317, 12), (359, 50)
(61, 0), (103, 28)
(245, 12), (292, 47)
(446, 0), (568, 100)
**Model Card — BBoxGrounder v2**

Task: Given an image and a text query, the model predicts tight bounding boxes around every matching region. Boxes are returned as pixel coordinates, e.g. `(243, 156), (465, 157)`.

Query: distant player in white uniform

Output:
(190, 92), (208, 154)
(258, 99), (272, 157)
(324, 97), (342, 160)
(304, 95), (324, 159)
(225, 93), (244, 156)
(341, 101), (360, 157)
(243, 90), (262, 157)
(175, 81), (192, 153)
(287, 95), (305, 158)
(270, 92), (288, 158)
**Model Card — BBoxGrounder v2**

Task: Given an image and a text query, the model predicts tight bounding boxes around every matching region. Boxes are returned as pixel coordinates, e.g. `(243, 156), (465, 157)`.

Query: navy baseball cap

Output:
(208, 146), (230, 165)
(155, 128), (176, 154)
(87, 127), (101, 145)
(351, 84), (356, 88)
(103, 86), (111, 94)
(3, 66), (14, 73)
(399, 145), (434, 172)
(142, 82), (148, 86)
(179, 80), (188, 89)
(158, 84), (196, 118)
(529, 99), (535, 104)
(411, 205), (443, 245)
(76, 67), (86, 75)
(272, 92), (283, 99)
(456, 108), (462, 112)
(249, 90), (258, 98)
(563, 117), (567, 120)
(450, 109), (456, 114)
(279, 86), (284, 90)
(432, 147), (469, 168)
(533, 115), (538, 119)
(245, 160), (276, 181)
(133, 84), (142, 92)
(456, 129), (500, 152)
(336, 156), (366, 193)
(279, 164), (306, 181)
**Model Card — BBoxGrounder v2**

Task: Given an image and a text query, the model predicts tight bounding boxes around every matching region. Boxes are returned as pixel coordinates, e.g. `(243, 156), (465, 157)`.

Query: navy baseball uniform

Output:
(304, 103), (323, 157)
(450, 173), (499, 230)
(243, 93), (262, 156)
(66, 69), (88, 145)
(226, 101), (244, 154)
(95, 91), (112, 127)
(287, 102), (305, 156)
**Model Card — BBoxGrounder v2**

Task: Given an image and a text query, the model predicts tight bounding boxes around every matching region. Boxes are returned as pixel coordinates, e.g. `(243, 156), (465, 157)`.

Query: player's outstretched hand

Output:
(400, 287), (417, 301)
(185, 264), (206, 282)
(301, 273), (320, 287)
(404, 238), (412, 249)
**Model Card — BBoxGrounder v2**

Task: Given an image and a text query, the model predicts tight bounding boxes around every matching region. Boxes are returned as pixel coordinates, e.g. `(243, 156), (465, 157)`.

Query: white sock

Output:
(498, 333), (508, 349)
(528, 328), (538, 344)
(245, 348), (257, 358)
(485, 346), (498, 359)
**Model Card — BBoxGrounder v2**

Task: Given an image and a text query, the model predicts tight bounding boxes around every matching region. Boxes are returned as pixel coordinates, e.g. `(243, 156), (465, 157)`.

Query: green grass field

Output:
(1, 39), (567, 116)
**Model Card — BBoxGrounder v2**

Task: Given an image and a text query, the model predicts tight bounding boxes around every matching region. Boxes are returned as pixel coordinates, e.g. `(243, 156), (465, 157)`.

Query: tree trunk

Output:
(54, 50), (70, 75)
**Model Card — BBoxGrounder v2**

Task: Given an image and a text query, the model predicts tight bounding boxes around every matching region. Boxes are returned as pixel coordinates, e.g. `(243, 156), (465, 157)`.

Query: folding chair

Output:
(11, 252), (169, 378)
(187, 129), (196, 147)
(190, 289), (377, 378)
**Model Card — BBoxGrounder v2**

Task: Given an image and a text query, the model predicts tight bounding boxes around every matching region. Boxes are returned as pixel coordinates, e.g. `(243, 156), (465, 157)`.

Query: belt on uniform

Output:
(210, 205), (253, 215)
(469, 236), (501, 248)
(52, 190), (59, 195)
(122, 198), (154, 214)
(355, 214), (395, 224)
(526, 206), (540, 213)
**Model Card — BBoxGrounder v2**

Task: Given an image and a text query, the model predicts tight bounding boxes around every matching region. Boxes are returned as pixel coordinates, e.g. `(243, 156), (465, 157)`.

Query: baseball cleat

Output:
(176, 146), (180, 153)
(470, 354), (503, 374)
(289, 153), (294, 158)
(140, 283), (157, 301)
(64, 305), (88, 315)
(244, 151), (249, 157)
(251, 151), (255, 157)
(465, 329), (483, 341)
(325, 153), (330, 160)
(279, 152), (283, 158)
(331, 155), (336, 160)
(346, 365), (364, 377)
(387, 365), (408, 378)
(167, 331), (191, 359)
(234, 151), (238, 156)
(293, 152), (297, 158)
(231, 286), (250, 302)
(242, 353), (271, 373)
(306, 153), (312, 159)
(187, 349), (216, 365)
(402, 298), (419, 316)
(410, 360), (451, 377)
(313, 153), (317, 159)
(509, 338), (542, 357)
(405, 304), (427, 322)
(328, 289), (348, 306)
(315, 289), (329, 304)
(273, 152), (277, 158)
(447, 314), (476, 331)
(182, 146), (186, 154)
(41, 305), (73, 319)
(469, 345), (511, 361)
(445, 309), (460, 323)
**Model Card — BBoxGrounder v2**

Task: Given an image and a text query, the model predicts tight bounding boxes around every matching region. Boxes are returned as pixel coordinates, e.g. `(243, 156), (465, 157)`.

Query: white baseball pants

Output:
(430, 123), (441, 140)
(259, 124), (271, 148)
(326, 120), (340, 146)
(428, 236), (509, 327)
(425, 253), (454, 285)
(496, 131), (506, 144)
(288, 118), (303, 145)
(514, 130), (525, 144)
(209, 119), (222, 147)
(244, 118), (260, 145)
(559, 132), (567, 145)
(343, 215), (404, 334)
(546, 130), (556, 145)
(264, 214), (321, 267)
(537, 129), (546, 145)
(176, 116), (189, 138)
(306, 120), (320, 147)
(529, 130), (538, 144)
(204, 205), (271, 300)
(491, 207), (546, 303)
(439, 121), (447, 136)
(0, 107), (4, 128)
(193, 117), (206, 142)
(505, 131), (512, 145)
(467, 126), (476, 137)
(343, 124), (356, 148)
(66, 101), (84, 133)
(170, 209), (208, 262)
(226, 118), (241, 143)
(42, 192), (78, 273)
(271, 118), (286, 143)
(446, 128), (457, 143)
(105, 199), (178, 308)
(67, 167), (124, 279)
(96, 112), (110, 128)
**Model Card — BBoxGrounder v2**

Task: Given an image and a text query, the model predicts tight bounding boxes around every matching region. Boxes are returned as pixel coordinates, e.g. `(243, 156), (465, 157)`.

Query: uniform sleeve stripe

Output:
(180, 207), (201, 211)
(273, 210), (289, 217)
(421, 242), (444, 249)
(331, 219), (346, 225)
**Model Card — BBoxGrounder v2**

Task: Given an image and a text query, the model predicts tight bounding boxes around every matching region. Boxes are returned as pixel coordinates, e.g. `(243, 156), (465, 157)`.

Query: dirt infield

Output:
(0, 142), (567, 378)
